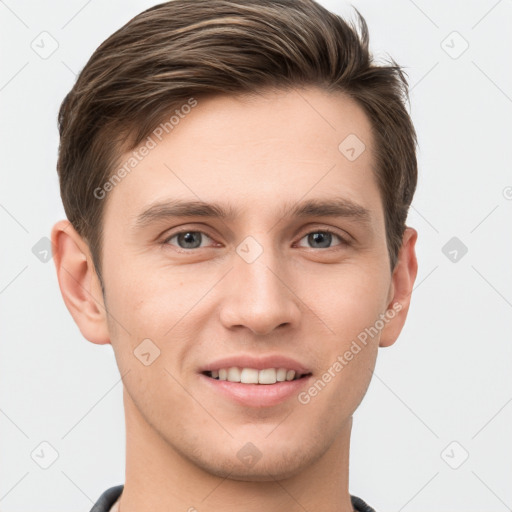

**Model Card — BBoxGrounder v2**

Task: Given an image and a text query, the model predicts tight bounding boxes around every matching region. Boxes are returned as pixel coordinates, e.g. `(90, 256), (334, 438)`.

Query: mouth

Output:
(199, 355), (313, 407)
(202, 367), (312, 384)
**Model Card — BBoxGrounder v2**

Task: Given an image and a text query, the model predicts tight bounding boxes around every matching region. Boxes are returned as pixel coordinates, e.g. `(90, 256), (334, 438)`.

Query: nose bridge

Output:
(220, 234), (300, 335)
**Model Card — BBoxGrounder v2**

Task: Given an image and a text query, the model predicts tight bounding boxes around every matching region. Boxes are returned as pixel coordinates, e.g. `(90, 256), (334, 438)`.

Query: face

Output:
(93, 87), (406, 480)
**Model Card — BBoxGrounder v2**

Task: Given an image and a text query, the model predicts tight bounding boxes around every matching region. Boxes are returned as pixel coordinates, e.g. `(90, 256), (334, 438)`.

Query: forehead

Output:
(103, 87), (382, 228)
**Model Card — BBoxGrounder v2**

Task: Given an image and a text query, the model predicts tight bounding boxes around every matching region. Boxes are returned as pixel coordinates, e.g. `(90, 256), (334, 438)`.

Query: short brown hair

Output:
(57, 0), (417, 283)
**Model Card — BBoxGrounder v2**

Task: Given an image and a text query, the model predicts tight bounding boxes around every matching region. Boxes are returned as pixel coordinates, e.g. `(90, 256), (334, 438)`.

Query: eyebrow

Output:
(133, 197), (372, 229)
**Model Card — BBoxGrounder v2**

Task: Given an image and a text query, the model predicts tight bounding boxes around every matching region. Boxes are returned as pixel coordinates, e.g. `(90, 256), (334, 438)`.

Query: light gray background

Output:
(1, 1), (511, 511)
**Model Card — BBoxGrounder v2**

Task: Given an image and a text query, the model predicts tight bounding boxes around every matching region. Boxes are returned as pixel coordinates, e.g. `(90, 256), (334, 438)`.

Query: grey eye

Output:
(167, 231), (212, 249)
(297, 231), (343, 249)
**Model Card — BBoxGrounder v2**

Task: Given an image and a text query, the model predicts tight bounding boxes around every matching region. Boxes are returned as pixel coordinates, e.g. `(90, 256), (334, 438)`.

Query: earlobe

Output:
(51, 220), (110, 345)
(379, 227), (418, 348)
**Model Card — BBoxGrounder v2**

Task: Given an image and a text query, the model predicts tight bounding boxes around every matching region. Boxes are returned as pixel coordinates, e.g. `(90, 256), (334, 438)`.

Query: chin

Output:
(182, 436), (330, 482)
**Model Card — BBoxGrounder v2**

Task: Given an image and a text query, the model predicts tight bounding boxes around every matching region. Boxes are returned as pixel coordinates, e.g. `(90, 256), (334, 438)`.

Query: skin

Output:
(52, 86), (418, 512)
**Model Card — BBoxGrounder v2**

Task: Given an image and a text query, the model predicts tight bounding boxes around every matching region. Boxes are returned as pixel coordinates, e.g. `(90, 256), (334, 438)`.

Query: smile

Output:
(203, 367), (312, 384)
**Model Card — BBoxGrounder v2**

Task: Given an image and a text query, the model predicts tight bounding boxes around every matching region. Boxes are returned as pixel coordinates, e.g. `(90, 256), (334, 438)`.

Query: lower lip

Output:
(199, 373), (312, 407)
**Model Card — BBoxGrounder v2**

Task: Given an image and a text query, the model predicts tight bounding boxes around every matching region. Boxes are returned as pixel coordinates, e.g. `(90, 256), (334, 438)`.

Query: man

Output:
(51, 1), (418, 511)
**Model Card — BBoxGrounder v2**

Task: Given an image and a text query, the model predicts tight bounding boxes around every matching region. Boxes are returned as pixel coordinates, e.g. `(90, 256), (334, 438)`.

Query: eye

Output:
(296, 229), (348, 249)
(162, 228), (349, 251)
(164, 230), (215, 249)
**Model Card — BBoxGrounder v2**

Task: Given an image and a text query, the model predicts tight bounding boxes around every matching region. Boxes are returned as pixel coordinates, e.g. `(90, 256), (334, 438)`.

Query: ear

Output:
(379, 227), (418, 348)
(51, 219), (110, 345)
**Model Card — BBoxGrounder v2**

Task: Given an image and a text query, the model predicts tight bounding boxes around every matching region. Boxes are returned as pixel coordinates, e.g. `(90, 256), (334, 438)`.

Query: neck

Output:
(119, 388), (354, 512)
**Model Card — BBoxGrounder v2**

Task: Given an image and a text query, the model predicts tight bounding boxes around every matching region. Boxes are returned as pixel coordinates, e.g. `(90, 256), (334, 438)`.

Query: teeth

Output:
(276, 368), (287, 381)
(258, 368), (276, 384)
(240, 368), (259, 384)
(227, 367), (241, 382)
(286, 370), (296, 381)
(208, 367), (304, 384)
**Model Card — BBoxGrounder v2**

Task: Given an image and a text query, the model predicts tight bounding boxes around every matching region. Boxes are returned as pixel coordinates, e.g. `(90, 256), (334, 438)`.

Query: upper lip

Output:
(200, 354), (312, 375)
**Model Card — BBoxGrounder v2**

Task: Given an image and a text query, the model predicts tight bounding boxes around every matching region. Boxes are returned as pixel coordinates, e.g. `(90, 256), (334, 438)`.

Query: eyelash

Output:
(162, 227), (350, 251)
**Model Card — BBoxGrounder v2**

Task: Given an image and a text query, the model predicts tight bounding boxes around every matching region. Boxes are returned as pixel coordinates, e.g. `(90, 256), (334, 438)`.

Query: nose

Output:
(218, 243), (302, 336)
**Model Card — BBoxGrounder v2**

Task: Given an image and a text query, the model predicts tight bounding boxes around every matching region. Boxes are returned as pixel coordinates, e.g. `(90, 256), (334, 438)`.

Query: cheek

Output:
(295, 264), (387, 411)
(103, 250), (184, 327)
(298, 334), (379, 433)
(103, 258), (208, 382)
(303, 262), (390, 338)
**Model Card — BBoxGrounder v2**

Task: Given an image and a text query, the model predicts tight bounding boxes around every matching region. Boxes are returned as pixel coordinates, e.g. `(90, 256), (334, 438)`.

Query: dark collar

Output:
(89, 484), (377, 512)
